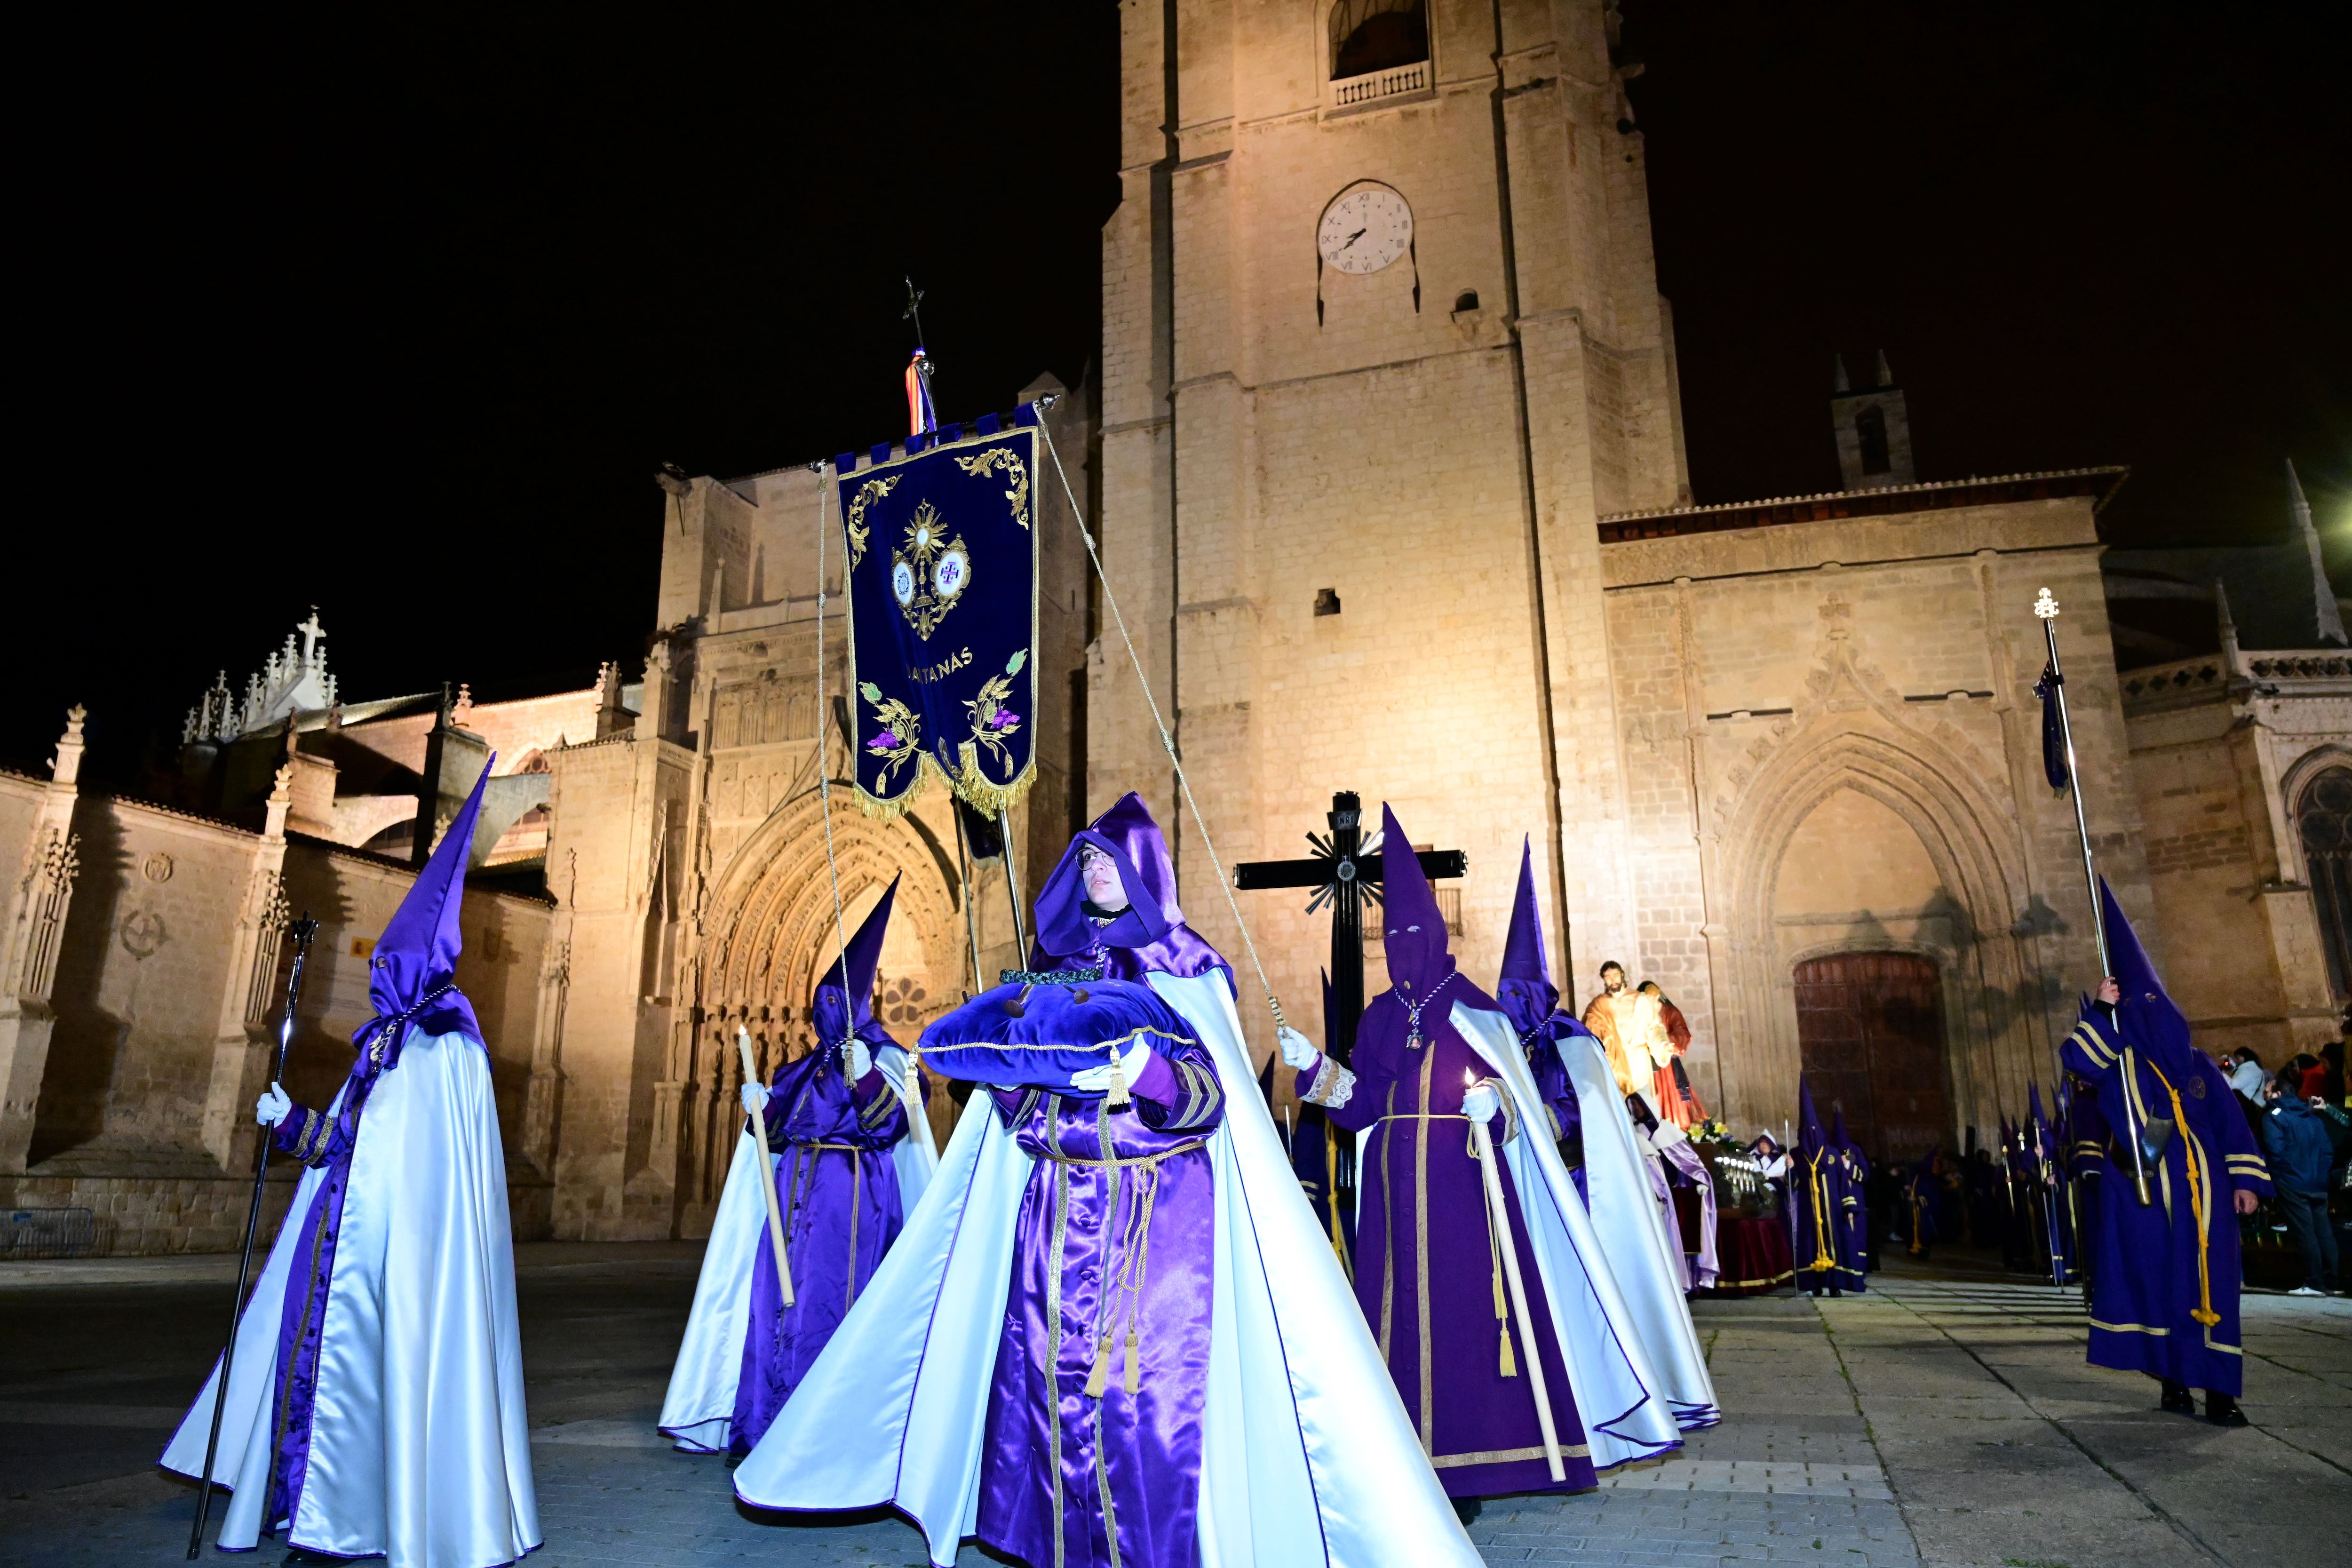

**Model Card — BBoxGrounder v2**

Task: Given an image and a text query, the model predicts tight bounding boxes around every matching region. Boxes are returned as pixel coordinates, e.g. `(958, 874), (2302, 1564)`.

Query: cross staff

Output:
(1232, 790), (1466, 1063)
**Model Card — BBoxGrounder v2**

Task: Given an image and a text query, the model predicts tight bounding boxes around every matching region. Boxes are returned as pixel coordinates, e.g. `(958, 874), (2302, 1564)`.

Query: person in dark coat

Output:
(2259, 1079), (2340, 1297)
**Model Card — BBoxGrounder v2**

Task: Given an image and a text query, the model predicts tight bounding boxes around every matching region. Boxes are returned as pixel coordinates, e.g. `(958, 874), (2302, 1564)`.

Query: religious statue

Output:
(1581, 961), (1674, 1107)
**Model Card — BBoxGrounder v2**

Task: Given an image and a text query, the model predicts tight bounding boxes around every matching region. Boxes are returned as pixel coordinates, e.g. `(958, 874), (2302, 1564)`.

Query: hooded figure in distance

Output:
(659, 874), (934, 1456)
(162, 765), (539, 1568)
(1492, 837), (1718, 1430)
(1287, 806), (1683, 1502)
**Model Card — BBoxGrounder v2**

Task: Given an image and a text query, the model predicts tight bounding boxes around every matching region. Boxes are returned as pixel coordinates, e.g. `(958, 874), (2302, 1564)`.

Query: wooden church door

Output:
(1793, 952), (1951, 1166)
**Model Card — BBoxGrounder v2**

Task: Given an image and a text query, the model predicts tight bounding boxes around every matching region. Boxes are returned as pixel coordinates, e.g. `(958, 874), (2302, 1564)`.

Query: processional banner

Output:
(838, 409), (1040, 819)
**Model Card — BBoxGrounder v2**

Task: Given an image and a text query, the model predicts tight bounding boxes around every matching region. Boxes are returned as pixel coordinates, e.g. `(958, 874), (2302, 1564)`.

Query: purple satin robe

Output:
(977, 1040), (1226, 1568)
(1305, 971), (1598, 1498)
(731, 1047), (917, 1455)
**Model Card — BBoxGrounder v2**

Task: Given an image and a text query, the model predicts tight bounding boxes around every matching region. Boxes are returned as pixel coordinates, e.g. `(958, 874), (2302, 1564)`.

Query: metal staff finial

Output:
(2034, 586), (2059, 620)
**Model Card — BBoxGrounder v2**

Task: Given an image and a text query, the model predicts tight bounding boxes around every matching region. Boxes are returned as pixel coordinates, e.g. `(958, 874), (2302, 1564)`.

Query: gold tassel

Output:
(1123, 1325), (1140, 1395)
(1084, 1333), (1112, 1399)
(1499, 1324), (1518, 1378)
(1106, 1049), (1131, 1108)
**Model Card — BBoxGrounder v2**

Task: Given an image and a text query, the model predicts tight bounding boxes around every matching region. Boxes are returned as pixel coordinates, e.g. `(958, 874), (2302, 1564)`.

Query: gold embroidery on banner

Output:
(954, 446), (1033, 529)
(843, 475), (898, 568)
(962, 649), (1031, 796)
(890, 501), (970, 641)
(856, 685), (922, 792)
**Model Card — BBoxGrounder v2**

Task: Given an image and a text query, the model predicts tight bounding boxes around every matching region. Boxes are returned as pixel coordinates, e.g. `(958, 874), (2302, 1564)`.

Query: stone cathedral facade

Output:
(3, 1), (2344, 1252)
(1086, 0), (2347, 1158)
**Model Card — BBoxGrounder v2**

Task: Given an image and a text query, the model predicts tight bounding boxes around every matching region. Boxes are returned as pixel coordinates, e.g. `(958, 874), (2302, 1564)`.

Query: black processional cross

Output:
(1232, 790), (1467, 1063)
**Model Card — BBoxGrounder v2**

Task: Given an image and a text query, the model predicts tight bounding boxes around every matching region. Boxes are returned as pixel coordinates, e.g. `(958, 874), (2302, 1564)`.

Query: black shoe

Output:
(1452, 1496), (1483, 1526)
(2204, 1393), (2248, 1428)
(2159, 1379), (2195, 1416)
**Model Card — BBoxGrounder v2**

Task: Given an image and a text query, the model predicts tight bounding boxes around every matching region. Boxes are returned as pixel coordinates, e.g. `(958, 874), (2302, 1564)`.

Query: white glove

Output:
(1462, 1082), (1501, 1123)
(255, 1081), (292, 1127)
(845, 1038), (873, 1082)
(1277, 1026), (1321, 1070)
(740, 1081), (771, 1115)
(1071, 1039), (1155, 1094)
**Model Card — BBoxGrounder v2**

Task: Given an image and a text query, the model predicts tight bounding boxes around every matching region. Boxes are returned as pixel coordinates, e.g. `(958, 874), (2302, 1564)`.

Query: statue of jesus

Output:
(1580, 962), (1672, 1107)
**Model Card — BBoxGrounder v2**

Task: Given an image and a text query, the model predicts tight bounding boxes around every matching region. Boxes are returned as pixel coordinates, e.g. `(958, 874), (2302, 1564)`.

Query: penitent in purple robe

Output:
(1792, 1080), (1863, 1293)
(1298, 812), (1597, 1499)
(731, 1040), (916, 1453)
(974, 1026), (1225, 1568)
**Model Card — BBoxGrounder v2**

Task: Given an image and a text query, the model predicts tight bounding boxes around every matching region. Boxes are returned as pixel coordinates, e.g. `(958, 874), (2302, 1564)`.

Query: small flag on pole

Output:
(2033, 663), (2069, 789)
(905, 349), (938, 437)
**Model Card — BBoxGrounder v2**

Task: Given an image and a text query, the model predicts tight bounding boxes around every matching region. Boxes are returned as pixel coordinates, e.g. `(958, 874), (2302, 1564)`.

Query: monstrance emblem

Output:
(891, 500), (970, 640)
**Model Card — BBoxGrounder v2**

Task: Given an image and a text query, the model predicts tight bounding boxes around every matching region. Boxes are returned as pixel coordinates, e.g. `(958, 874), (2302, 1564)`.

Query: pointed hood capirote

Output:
(1496, 836), (1559, 1035)
(810, 873), (901, 1057)
(357, 757), (490, 1059)
(1797, 1076), (1829, 1159)
(1029, 792), (1230, 984)
(2093, 876), (2195, 1074)
(1378, 804), (1455, 996)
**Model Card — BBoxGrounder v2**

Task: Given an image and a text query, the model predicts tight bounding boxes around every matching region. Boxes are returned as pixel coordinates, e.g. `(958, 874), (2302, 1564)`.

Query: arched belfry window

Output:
(1331, 0), (1428, 80)
(2298, 764), (2352, 999)
(1854, 405), (1891, 476)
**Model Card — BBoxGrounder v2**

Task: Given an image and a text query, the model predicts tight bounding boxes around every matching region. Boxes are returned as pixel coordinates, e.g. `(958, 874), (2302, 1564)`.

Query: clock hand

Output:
(1340, 227), (1367, 250)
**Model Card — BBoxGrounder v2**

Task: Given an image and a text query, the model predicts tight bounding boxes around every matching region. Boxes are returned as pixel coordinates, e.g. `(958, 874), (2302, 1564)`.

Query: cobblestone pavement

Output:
(2, 1245), (2343, 1568)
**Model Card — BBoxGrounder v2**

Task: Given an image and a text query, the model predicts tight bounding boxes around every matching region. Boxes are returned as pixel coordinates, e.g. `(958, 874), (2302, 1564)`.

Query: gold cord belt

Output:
(1037, 1137), (1208, 1404)
(1038, 1138), (1209, 1167)
(782, 1141), (867, 1312)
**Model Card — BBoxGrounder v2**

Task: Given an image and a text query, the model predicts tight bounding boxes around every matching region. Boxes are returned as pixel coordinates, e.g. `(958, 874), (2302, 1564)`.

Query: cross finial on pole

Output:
(2033, 587), (2059, 621)
(297, 606), (326, 664)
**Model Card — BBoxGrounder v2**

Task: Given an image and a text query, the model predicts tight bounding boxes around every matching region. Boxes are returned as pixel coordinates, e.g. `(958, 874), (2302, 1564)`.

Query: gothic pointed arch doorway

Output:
(1794, 952), (1950, 1166)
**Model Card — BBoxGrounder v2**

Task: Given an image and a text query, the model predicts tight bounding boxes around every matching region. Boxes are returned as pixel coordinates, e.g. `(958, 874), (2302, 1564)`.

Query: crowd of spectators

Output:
(2219, 1024), (2351, 1297)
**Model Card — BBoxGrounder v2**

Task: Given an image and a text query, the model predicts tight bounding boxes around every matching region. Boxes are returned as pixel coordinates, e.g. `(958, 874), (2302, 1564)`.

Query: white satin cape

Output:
(1443, 1002), (1691, 1467)
(660, 1061), (938, 1452)
(161, 1030), (540, 1568)
(1554, 1029), (1720, 1427)
(732, 971), (1480, 1568)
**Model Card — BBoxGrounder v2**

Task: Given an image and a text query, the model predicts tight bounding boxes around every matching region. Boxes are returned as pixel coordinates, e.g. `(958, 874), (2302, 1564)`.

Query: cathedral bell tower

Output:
(1094, 0), (1690, 1028)
(1829, 350), (1916, 490)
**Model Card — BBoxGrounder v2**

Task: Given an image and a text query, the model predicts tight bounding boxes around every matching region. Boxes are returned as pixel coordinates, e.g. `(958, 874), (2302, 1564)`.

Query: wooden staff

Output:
(739, 1027), (795, 1308)
(1468, 1090), (1565, 1482)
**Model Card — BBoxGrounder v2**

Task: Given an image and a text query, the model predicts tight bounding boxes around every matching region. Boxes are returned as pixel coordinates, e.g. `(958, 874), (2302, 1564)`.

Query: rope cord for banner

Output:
(810, 463), (855, 1055)
(1034, 418), (1288, 1036)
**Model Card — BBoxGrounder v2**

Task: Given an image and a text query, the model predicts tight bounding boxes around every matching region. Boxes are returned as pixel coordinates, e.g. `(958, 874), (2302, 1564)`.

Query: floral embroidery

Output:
(858, 684), (922, 788)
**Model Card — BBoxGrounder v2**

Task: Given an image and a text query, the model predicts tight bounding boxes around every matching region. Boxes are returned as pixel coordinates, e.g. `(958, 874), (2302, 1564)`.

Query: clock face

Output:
(1318, 184), (1412, 275)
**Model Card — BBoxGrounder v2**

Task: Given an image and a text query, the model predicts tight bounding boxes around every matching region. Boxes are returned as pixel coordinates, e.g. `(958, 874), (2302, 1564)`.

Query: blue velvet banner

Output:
(840, 420), (1039, 817)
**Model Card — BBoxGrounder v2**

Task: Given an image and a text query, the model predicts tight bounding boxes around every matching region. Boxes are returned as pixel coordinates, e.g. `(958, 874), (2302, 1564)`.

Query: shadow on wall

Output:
(28, 804), (133, 1166)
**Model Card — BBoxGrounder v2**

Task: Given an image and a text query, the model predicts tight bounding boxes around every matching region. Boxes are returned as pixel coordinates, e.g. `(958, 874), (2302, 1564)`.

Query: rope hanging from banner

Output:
(1034, 414), (1289, 1036)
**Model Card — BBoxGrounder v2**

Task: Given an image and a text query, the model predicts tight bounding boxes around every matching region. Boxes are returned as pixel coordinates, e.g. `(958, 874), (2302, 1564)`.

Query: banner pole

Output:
(2034, 588), (2145, 1206)
(951, 804), (984, 996)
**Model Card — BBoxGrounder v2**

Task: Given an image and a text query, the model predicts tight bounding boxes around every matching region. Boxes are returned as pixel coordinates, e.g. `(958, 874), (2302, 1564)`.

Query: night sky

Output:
(17, 3), (2345, 788)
